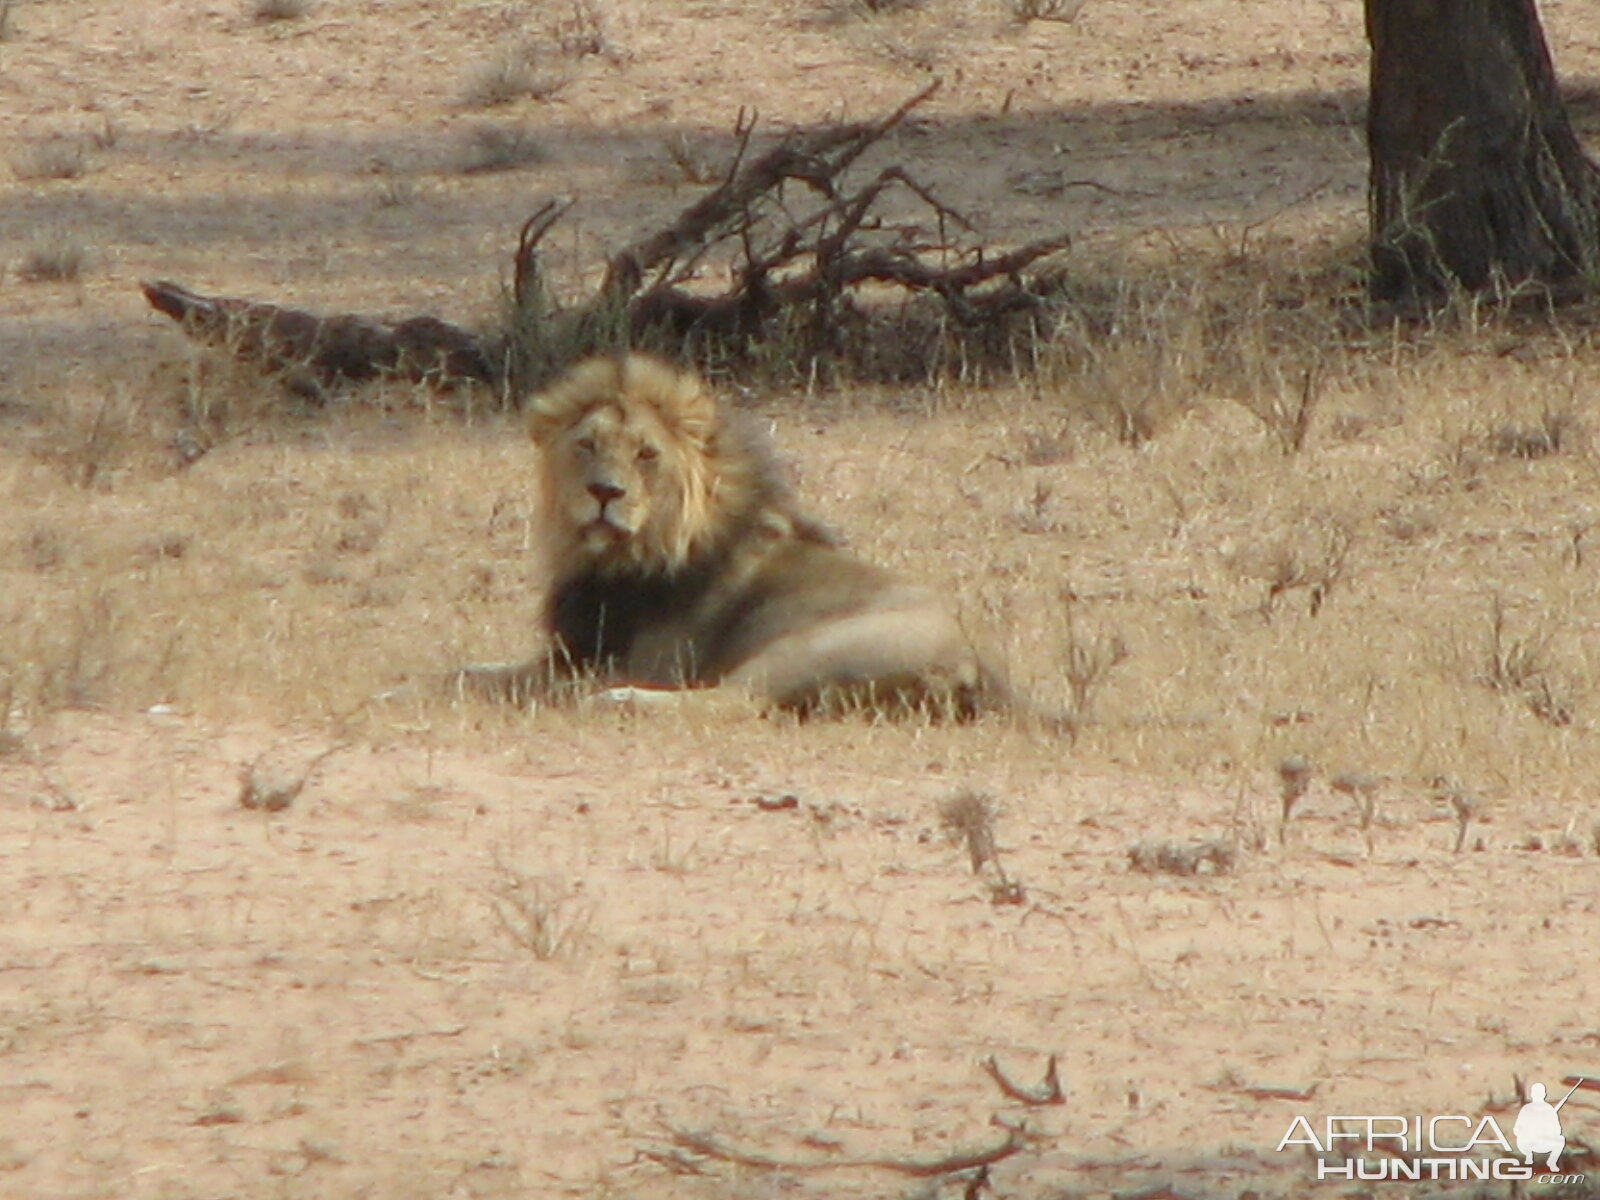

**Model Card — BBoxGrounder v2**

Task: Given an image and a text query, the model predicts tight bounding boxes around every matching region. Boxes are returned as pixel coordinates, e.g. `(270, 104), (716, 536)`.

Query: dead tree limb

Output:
(143, 79), (1073, 399)
(598, 79), (943, 303)
(140, 280), (495, 400)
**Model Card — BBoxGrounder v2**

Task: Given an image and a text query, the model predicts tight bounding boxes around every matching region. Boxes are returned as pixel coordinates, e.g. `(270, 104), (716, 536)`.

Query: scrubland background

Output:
(3, 1), (1600, 1197)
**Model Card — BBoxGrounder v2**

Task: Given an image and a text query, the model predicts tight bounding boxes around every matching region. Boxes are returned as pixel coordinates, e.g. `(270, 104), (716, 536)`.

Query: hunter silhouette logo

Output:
(1277, 1077), (1588, 1183)
(1515, 1080), (1581, 1172)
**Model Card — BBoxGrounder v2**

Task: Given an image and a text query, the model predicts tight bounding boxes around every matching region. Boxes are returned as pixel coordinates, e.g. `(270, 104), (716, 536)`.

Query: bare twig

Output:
(513, 196), (577, 310)
(981, 1054), (1066, 1106)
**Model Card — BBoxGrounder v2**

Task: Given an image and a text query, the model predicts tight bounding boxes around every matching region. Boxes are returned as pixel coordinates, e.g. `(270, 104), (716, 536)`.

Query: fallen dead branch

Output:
(141, 280), (495, 401)
(143, 82), (1073, 402)
(658, 1124), (1026, 1178)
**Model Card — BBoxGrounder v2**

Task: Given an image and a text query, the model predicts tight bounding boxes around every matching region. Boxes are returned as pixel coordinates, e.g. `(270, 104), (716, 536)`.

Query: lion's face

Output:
(551, 402), (676, 557)
(532, 356), (728, 574)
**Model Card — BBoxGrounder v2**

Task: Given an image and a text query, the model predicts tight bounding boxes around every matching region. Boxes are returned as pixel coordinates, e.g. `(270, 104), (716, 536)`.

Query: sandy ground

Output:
(5, 1), (1600, 1197)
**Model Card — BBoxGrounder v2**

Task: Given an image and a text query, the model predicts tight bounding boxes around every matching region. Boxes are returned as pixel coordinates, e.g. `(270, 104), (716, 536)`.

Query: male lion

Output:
(459, 354), (1008, 719)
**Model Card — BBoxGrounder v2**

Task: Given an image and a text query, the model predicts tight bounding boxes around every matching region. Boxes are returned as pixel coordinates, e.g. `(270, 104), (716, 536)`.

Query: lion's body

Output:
(465, 355), (1002, 718)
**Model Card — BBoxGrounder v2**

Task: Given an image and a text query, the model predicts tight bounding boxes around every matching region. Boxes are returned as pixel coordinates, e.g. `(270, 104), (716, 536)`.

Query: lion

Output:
(456, 354), (1011, 720)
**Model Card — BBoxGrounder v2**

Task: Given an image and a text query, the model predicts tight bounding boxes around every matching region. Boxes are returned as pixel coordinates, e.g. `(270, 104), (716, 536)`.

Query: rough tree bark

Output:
(1366, 0), (1600, 301)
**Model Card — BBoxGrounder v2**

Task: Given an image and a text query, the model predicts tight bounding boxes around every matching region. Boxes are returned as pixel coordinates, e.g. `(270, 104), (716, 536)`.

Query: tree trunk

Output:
(1366, 0), (1600, 301)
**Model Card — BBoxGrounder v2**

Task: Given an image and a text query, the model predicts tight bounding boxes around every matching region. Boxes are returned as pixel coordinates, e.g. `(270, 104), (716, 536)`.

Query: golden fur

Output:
(459, 354), (1005, 718)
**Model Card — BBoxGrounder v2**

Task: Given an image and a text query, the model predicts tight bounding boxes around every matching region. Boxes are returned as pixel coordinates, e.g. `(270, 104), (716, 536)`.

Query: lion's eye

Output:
(636, 444), (660, 463)
(575, 436), (597, 455)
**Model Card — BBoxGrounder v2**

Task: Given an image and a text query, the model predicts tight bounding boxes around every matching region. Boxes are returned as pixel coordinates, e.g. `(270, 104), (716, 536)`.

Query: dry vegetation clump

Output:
(457, 123), (546, 173)
(459, 45), (572, 109)
(1034, 240), (1358, 445)
(938, 789), (1023, 903)
(1008, 0), (1087, 23)
(10, 137), (88, 181)
(485, 860), (595, 960)
(458, 2), (612, 108)
(15, 233), (86, 283)
(250, 0), (311, 21)
(1476, 594), (1575, 727)
(1489, 405), (1583, 460)
(1057, 609), (1128, 727)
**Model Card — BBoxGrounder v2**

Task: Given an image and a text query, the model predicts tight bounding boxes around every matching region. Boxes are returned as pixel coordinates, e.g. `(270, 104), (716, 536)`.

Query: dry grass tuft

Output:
(457, 124), (546, 173)
(16, 234), (87, 283)
(11, 138), (89, 181)
(1243, 515), (1354, 619)
(1059, 612), (1129, 726)
(251, 0), (312, 22)
(486, 862), (595, 960)
(1009, 0), (1087, 22)
(938, 790), (1023, 903)
(459, 47), (571, 109)
(659, 132), (724, 185)
(1489, 407), (1582, 460)
(550, 0), (610, 57)
(1477, 595), (1574, 727)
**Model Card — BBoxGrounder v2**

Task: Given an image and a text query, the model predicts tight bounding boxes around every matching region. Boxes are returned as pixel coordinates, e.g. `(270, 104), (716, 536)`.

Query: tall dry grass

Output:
(5, 241), (1600, 824)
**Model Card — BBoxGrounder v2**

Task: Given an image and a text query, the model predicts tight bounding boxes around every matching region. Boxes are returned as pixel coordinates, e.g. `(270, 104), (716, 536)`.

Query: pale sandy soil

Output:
(5, 2), (1600, 1198)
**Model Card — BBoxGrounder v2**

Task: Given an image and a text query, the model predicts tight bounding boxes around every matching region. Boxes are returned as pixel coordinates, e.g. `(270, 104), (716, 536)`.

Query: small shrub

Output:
(938, 790), (1023, 904)
(551, 0), (609, 57)
(12, 139), (88, 182)
(486, 863), (594, 960)
(1010, 0), (1087, 22)
(459, 125), (546, 174)
(17, 235), (86, 283)
(1060, 613), (1128, 723)
(1242, 363), (1321, 455)
(251, 0), (311, 22)
(459, 50), (569, 109)
(1477, 596), (1574, 726)
(1252, 517), (1354, 618)
(1489, 407), (1581, 460)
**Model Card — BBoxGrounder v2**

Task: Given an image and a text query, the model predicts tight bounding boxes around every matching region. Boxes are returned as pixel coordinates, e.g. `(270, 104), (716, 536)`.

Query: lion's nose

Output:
(587, 479), (625, 504)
